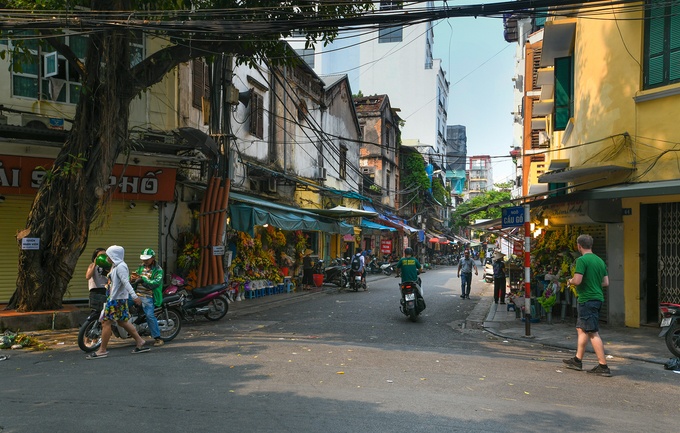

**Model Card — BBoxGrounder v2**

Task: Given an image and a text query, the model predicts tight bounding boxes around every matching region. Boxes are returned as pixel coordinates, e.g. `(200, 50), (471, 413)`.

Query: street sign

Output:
(502, 206), (525, 228)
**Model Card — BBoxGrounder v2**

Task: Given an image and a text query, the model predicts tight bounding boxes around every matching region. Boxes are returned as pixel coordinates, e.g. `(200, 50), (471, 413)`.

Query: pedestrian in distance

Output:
(457, 250), (478, 299)
(86, 245), (150, 359)
(563, 234), (612, 377)
(492, 251), (507, 304)
(302, 249), (314, 290)
(132, 248), (165, 346)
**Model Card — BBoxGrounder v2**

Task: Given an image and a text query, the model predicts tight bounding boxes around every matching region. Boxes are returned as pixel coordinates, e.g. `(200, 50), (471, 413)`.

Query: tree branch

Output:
(40, 30), (86, 79)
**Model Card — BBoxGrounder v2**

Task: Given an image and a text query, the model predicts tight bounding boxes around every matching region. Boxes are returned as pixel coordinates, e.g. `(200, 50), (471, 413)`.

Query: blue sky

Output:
(432, 16), (517, 186)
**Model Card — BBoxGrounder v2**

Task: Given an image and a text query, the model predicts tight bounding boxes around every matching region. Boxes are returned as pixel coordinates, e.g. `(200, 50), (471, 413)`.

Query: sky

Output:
(432, 15), (517, 186)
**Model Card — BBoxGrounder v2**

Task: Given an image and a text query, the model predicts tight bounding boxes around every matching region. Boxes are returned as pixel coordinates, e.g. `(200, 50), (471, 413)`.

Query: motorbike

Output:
(348, 269), (366, 291)
(78, 293), (183, 352)
(316, 259), (348, 288)
(381, 262), (397, 276)
(659, 302), (680, 357)
(398, 277), (425, 322)
(366, 257), (383, 274)
(163, 274), (230, 322)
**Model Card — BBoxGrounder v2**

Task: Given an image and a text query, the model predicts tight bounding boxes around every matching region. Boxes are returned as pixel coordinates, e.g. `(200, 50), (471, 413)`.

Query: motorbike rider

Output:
(132, 248), (165, 346)
(395, 247), (424, 305)
(350, 248), (367, 289)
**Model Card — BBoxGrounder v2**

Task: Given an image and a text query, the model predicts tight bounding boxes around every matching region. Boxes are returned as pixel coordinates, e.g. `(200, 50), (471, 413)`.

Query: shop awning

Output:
(361, 220), (397, 232)
(381, 215), (420, 234)
(229, 192), (354, 236)
(306, 205), (378, 218)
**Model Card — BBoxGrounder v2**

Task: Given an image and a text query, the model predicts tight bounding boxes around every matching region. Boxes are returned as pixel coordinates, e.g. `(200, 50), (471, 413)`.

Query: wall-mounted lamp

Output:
(129, 201), (136, 209)
(152, 202), (159, 210)
(530, 223), (535, 231)
(0, 195), (5, 204)
(544, 218), (549, 227)
(262, 224), (269, 228)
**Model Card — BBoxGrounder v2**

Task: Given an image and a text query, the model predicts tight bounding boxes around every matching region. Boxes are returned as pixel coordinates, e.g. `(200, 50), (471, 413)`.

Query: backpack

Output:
(351, 255), (361, 271)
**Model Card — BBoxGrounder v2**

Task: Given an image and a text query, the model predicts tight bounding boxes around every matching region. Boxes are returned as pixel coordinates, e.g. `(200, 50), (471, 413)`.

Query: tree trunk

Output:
(8, 21), (135, 311)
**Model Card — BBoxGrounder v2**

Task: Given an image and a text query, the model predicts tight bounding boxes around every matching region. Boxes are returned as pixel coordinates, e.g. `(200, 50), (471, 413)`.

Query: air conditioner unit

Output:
(315, 167), (327, 180)
(21, 113), (50, 129)
(265, 177), (277, 193)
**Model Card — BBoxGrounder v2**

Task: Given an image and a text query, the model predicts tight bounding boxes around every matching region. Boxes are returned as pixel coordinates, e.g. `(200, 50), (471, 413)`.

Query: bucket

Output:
(281, 267), (289, 276)
(312, 274), (324, 287)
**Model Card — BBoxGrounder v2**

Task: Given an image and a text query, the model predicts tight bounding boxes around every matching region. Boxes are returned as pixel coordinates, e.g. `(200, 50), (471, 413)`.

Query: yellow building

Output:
(533, 4), (680, 327)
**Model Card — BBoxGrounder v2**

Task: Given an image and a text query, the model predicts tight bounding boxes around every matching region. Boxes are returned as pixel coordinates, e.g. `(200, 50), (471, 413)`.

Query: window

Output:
(250, 92), (264, 139)
(294, 48), (315, 69)
(554, 56), (573, 131)
(379, 2), (403, 43)
(192, 59), (210, 109)
(10, 31), (88, 104)
(339, 145), (347, 180)
(644, 1), (680, 89)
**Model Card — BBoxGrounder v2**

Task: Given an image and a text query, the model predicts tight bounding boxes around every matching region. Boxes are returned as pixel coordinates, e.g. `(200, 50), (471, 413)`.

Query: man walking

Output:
(563, 234), (611, 377)
(457, 250), (477, 299)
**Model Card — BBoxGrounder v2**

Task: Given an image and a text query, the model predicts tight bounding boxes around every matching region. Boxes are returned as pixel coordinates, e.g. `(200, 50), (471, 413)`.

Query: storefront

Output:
(0, 155), (176, 303)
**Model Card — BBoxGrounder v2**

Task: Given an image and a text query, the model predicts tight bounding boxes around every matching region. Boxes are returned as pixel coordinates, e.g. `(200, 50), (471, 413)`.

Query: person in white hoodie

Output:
(86, 245), (150, 359)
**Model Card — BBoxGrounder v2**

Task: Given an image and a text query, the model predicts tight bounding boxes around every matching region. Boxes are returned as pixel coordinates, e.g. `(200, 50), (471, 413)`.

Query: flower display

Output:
(537, 283), (558, 312)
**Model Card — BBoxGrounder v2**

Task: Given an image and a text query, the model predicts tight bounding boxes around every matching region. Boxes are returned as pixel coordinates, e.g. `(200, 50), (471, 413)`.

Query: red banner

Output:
(0, 155), (176, 201)
(380, 239), (392, 254)
(513, 241), (523, 256)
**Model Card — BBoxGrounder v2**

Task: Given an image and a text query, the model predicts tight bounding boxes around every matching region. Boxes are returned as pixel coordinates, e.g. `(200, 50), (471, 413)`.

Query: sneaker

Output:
(563, 356), (583, 371)
(132, 346), (150, 354)
(460, 295), (465, 299)
(587, 364), (612, 377)
(153, 339), (164, 347)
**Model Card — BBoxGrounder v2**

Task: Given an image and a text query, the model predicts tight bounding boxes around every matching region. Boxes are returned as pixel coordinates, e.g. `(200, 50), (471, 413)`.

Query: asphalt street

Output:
(1, 266), (679, 433)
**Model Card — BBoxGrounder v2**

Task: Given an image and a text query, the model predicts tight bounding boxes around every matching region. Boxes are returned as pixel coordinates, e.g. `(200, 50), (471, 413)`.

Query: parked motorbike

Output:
(381, 262), (397, 276)
(659, 302), (680, 357)
(315, 259), (348, 288)
(398, 277), (425, 322)
(163, 274), (230, 322)
(366, 257), (383, 274)
(78, 293), (183, 352)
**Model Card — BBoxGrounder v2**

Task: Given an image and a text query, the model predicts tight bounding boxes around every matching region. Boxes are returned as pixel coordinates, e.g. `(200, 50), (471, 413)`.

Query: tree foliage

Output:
(401, 152), (430, 207)
(2, 0), (374, 311)
(449, 190), (512, 231)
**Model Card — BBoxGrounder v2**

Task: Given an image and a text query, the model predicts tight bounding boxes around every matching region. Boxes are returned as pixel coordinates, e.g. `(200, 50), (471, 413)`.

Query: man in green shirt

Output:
(133, 248), (165, 346)
(563, 235), (611, 377)
(396, 247), (424, 301)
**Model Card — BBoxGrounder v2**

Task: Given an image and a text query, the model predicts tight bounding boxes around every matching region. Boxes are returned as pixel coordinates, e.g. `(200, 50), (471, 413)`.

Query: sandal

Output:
(131, 346), (150, 354)
(86, 352), (108, 360)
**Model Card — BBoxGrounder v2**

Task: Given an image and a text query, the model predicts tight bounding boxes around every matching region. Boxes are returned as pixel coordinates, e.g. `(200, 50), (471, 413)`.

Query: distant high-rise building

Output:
(446, 125), (467, 204)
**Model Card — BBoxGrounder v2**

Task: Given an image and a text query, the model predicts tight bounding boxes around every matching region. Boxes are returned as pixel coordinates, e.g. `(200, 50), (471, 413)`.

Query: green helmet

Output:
(95, 254), (111, 269)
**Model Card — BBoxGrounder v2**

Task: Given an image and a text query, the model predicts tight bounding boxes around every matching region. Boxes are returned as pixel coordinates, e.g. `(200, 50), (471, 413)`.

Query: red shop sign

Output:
(380, 239), (392, 254)
(0, 155), (176, 201)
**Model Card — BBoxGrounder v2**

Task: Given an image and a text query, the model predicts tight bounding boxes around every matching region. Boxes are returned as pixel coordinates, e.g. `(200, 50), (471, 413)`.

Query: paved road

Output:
(2, 267), (679, 433)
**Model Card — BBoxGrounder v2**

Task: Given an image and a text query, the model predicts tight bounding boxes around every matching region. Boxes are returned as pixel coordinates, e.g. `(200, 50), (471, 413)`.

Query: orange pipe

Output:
(197, 178), (209, 287)
(200, 177), (218, 286)
(208, 178), (222, 284)
(215, 178), (231, 284)
(209, 184), (224, 284)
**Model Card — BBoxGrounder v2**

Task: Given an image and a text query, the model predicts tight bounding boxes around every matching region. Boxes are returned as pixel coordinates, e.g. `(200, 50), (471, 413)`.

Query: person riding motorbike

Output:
(395, 247), (424, 305)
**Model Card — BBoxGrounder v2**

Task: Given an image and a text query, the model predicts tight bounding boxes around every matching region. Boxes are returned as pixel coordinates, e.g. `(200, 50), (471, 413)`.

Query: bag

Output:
(664, 357), (680, 371)
(351, 255), (361, 271)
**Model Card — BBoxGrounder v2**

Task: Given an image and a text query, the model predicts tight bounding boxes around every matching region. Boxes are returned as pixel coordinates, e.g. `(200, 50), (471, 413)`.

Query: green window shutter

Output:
(554, 56), (573, 131)
(670, 4), (680, 81)
(646, 5), (666, 86)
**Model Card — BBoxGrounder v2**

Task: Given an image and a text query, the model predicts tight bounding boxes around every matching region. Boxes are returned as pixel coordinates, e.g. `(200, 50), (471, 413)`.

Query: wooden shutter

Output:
(192, 59), (204, 109)
(250, 92), (263, 138)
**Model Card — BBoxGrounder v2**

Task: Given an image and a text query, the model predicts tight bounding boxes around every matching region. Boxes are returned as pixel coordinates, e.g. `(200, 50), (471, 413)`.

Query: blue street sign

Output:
(502, 206), (525, 228)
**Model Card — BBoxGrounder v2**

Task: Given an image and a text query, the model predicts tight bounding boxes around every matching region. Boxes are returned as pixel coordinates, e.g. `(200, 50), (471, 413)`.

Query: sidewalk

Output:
(480, 293), (670, 366)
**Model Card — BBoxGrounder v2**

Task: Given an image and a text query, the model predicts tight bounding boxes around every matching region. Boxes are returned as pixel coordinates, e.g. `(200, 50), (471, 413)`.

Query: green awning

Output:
(229, 192), (354, 236)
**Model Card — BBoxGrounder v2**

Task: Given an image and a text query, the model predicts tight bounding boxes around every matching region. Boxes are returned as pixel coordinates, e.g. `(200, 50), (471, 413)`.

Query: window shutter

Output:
(204, 63), (211, 101)
(250, 92), (263, 139)
(192, 59), (204, 109)
(554, 56), (572, 131)
(646, 6), (666, 87)
(670, 4), (680, 81)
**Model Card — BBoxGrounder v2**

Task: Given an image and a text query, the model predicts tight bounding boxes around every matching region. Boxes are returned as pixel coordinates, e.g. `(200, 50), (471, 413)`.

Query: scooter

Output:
(381, 262), (397, 276)
(366, 257), (383, 274)
(163, 274), (231, 322)
(316, 260), (348, 288)
(397, 277), (425, 322)
(78, 293), (183, 352)
(659, 302), (680, 357)
(348, 269), (366, 291)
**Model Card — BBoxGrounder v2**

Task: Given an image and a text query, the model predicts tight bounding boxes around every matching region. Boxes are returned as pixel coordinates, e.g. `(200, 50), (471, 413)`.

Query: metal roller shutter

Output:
(0, 197), (159, 303)
(0, 196), (33, 303)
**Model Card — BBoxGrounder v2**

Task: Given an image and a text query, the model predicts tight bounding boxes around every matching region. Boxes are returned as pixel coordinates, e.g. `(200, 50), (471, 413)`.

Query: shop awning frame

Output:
(229, 192), (354, 236)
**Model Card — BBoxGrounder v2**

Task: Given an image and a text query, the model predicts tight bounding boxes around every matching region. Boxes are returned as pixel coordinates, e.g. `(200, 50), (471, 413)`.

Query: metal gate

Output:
(659, 202), (680, 304)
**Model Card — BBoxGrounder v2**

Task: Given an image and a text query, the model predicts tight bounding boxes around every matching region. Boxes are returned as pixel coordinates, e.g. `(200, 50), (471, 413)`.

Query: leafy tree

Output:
(401, 151), (430, 208)
(450, 190), (512, 231)
(3, 0), (373, 311)
(432, 176), (449, 207)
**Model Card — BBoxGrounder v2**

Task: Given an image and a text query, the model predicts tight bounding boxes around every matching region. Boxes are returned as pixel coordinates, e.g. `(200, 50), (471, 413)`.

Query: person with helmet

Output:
(132, 248), (165, 346)
(395, 247), (423, 299)
(86, 248), (109, 308)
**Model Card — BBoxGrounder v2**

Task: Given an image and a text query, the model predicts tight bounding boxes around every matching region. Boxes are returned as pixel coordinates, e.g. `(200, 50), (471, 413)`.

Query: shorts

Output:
(101, 299), (131, 322)
(576, 300), (602, 333)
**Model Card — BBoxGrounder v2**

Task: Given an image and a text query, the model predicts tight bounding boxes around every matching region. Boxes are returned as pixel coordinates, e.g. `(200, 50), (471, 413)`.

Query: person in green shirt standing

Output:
(563, 234), (611, 377)
(132, 248), (165, 346)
